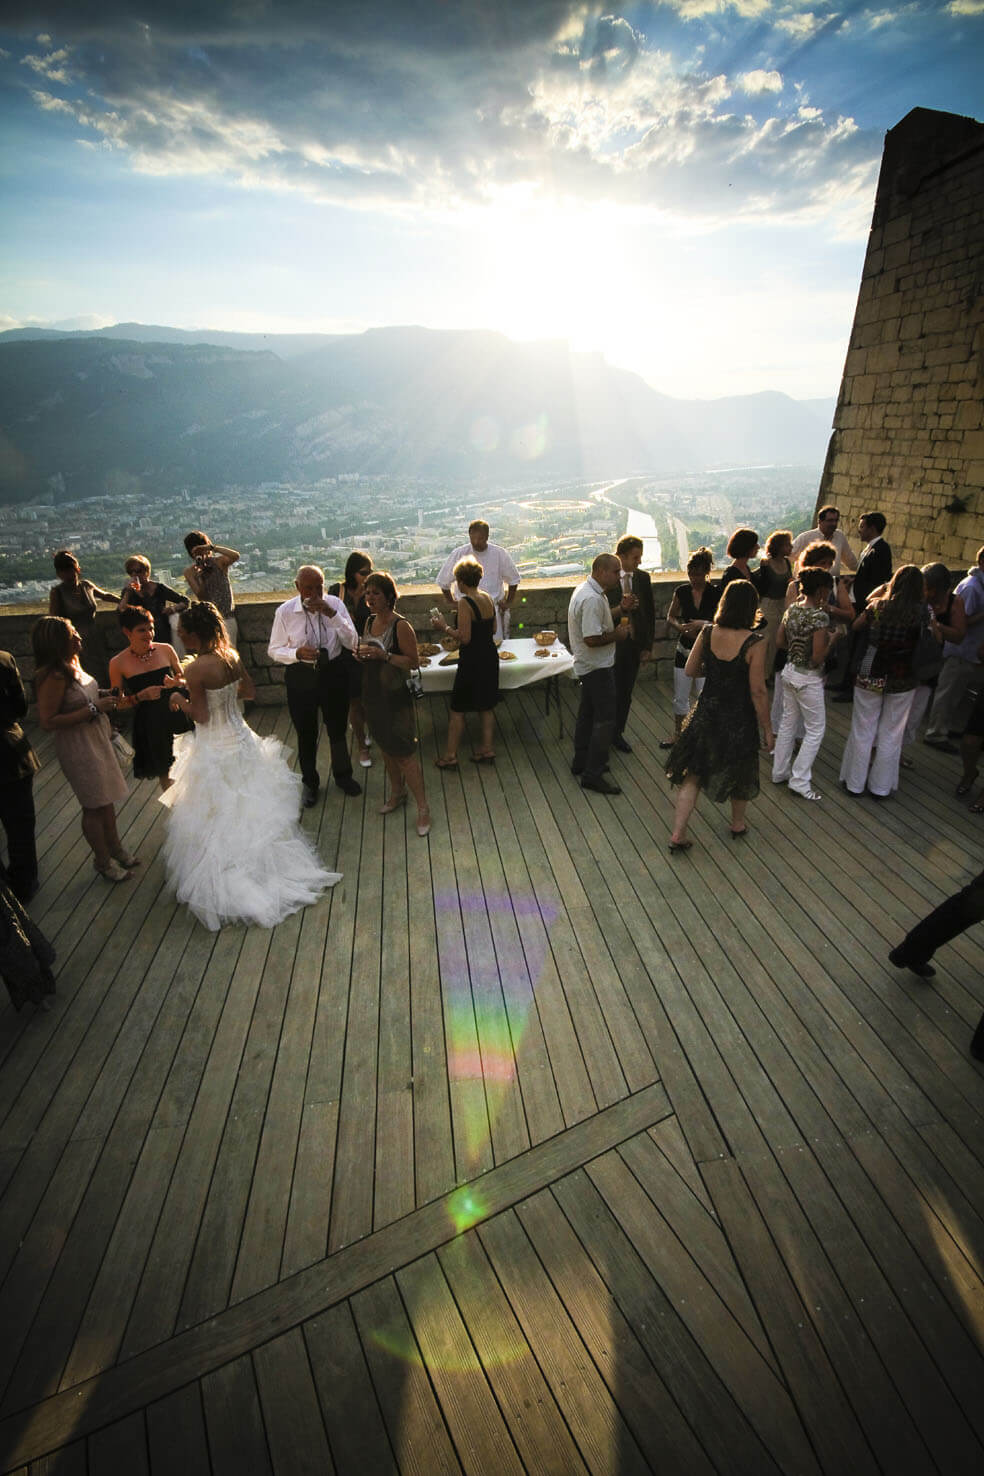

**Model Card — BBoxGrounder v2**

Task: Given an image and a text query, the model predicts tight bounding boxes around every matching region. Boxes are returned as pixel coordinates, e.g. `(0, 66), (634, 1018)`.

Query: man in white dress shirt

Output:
(437, 521), (520, 640)
(790, 505), (857, 577)
(268, 565), (361, 807)
(567, 554), (631, 795)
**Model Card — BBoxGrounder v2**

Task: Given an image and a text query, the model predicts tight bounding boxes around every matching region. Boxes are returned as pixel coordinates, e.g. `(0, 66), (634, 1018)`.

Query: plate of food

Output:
(534, 648), (550, 658)
(499, 649), (518, 662)
(418, 657), (432, 667)
(417, 641), (441, 657)
(438, 653), (459, 666)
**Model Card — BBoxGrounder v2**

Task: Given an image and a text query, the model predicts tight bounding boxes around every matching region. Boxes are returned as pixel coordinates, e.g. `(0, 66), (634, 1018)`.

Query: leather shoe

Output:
(613, 736), (632, 753)
(336, 775), (362, 796)
(658, 738), (676, 749)
(571, 762), (610, 776)
(301, 784), (318, 808)
(581, 775), (621, 795)
(888, 946), (935, 978)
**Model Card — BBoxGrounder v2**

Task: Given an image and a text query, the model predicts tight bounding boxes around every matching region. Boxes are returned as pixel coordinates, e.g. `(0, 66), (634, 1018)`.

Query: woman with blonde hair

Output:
(32, 615), (133, 883)
(433, 556), (499, 766)
(161, 602), (341, 929)
(839, 565), (929, 799)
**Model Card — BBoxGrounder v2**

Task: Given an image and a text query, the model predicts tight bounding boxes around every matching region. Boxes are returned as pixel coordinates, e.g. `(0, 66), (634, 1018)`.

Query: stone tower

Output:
(818, 107), (984, 569)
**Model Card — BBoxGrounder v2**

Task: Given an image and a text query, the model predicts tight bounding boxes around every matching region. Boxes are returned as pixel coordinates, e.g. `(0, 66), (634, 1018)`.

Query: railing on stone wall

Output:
(0, 577), (684, 707)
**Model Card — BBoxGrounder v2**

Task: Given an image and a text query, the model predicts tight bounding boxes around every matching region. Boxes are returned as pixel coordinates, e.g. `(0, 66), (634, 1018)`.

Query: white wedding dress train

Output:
(159, 682), (341, 931)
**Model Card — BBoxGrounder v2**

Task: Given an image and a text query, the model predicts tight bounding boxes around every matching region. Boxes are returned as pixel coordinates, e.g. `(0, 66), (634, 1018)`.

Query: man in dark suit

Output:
(607, 535), (656, 753)
(833, 512), (892, 701)
(850, 512), (892, 611)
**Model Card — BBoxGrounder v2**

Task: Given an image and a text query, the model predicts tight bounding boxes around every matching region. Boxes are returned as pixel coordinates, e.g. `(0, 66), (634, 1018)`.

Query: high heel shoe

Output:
(379, 790), (407, 814)
(113, 848), (140, 869)
(416, 810), (431, 837)
(95, 858), (132, 883)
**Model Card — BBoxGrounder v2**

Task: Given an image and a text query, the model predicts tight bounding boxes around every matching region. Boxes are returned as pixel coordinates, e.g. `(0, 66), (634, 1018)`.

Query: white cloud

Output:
(946, 0), (984, 13)
(21, 45), (74, 84)
(737, 68), (784, 93)
(775, 11), (825, 40)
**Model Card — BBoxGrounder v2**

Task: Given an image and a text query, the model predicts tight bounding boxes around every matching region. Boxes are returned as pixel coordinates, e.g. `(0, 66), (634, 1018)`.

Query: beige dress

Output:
(53, 671), (128, 809)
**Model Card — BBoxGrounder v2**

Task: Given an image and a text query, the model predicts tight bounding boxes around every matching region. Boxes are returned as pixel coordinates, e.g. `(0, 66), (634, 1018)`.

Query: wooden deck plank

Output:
(476, 1209), (652, 1475)
(201, 1355), (272, 1476)
(87, 1411), (149, 1475)
(252, 1328), (335, 1476)
(280, 1099), (337, 1279)
(396, 1253), (525, 1476)
(349, 1278), (462, 1476)
(304, 1302), (397, 1475)
(146, 1384), (211, 1476)
(374, 802), (416, 1229)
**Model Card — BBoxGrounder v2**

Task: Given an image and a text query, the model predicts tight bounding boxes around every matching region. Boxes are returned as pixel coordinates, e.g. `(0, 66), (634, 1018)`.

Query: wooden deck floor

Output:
(0, 672), (982, 1474)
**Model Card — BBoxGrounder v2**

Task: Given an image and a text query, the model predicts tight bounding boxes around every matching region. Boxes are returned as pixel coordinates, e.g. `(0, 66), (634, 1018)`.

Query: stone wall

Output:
(0, 577), (682, 705)
(818, 107), (984, 569)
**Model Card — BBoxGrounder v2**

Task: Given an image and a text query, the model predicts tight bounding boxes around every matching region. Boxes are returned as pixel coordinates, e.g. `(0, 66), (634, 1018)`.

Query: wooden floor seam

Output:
(0, 1079), (672, 1469)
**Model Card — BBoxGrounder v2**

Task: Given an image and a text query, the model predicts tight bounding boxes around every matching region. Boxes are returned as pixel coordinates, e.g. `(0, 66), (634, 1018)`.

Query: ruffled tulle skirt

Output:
(159, 721), (341, 931)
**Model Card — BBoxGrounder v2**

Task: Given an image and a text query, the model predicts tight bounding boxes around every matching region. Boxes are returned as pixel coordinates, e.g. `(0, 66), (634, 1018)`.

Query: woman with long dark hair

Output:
(665, 581), (773, 852)
(48, 549), (118, 688)
(358, 573), (430, 836)
(660, 547), (719, 748)
(161, 602), (341, 929)
(328, 550), (374, 767)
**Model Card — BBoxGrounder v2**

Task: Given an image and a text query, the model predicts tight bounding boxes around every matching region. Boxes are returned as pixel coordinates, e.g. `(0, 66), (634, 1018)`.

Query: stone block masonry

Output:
(818, 107), (984, 570)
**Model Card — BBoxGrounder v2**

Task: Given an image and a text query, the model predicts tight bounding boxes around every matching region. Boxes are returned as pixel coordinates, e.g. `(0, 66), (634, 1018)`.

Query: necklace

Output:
(135, 644), (156, 664)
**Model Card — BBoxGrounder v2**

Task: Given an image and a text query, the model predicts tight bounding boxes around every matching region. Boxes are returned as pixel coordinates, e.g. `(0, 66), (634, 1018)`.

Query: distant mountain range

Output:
(0, 324), (836, 504)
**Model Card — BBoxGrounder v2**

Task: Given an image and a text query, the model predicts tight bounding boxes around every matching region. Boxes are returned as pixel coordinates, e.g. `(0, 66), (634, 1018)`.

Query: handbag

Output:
(110, 729), (134, 775)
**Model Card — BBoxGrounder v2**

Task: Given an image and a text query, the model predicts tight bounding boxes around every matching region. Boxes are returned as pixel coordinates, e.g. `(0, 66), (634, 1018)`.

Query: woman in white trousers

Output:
(839, 566), (928, 798)
(772, 568), (843, 800)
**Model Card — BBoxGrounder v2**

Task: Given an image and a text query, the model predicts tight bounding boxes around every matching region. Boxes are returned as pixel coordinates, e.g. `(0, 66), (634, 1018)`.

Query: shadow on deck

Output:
(0, 672), (982, 1474)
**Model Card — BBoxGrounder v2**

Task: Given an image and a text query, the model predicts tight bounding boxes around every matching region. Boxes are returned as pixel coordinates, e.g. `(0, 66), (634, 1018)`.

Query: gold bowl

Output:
(534, 630), (557, 647)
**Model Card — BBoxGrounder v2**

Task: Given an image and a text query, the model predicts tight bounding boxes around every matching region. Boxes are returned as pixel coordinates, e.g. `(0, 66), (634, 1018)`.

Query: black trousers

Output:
(614, 639), (642, 738)
(284, 659), (353, 791)
(0, 775), (38, 901)
(899, 868), (984, 965)
(573, 667), (616, 779)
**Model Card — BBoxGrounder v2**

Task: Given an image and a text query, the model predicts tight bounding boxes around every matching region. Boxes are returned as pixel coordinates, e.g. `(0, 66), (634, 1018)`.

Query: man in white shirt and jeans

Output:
(268, 565), (361, 806)
(790, 505), (858, 577)
(567, 554), (631, 795)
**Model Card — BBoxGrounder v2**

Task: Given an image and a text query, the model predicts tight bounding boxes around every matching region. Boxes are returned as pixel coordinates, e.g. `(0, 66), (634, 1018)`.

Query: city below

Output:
(0, 463), (822, 606)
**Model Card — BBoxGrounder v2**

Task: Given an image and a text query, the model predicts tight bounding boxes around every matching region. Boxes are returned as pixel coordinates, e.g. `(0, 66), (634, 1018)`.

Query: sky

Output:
(0, 1), (981, 401)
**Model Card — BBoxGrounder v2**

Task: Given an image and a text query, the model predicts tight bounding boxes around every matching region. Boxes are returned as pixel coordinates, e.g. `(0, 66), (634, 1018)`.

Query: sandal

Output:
(729, 827), (748, 839)
(956, 770), (979, 796)
(668, 839), (692, 854)
(113, 848), (140, 869)
(379, 790), (407, 814)
(95, 858), (132, 884)
(434, 756), (458, 769)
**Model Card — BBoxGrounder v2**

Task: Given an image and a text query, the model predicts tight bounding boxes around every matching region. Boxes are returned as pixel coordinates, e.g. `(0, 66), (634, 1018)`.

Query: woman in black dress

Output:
(118, 554), (189, 644)
(433, 558), (499, 766)
(666, 581), (774, 852)
(359, 573), (431, 837)
(661, 547), (719, 748)
(719, 529), (760, 591)
(328, 550), (373, 768)
(109, 608), (185, 790)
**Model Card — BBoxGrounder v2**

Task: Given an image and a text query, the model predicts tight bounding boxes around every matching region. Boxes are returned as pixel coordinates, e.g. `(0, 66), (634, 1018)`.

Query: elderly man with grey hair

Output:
(567, 553), (631, 795)
(268, 565), (361, 806)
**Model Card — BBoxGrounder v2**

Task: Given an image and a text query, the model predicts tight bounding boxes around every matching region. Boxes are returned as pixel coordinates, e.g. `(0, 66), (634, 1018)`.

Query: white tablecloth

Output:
(419, 637), (573, 694)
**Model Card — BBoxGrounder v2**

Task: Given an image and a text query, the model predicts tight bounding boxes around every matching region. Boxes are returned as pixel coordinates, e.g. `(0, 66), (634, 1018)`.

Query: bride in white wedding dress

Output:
(160, 602), (341, 931)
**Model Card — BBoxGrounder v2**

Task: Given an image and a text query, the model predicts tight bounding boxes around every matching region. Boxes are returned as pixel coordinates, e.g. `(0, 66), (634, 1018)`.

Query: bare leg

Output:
(730, 798), (748, 834)
(81, 806), (111, 868)
(670, 776), (700, 845)
(478, 709), (495, 755)
(959, 732), (982, 793)
(380, 751), (406, 809)
(441, 710), (466, 762)
(349, 698), (368, 753)
(159, 774), (174, 792)
(399, 755), (429, 827)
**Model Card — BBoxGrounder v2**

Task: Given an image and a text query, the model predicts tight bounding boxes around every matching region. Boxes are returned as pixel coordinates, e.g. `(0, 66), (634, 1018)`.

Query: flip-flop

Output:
(668, 840), (692, 854)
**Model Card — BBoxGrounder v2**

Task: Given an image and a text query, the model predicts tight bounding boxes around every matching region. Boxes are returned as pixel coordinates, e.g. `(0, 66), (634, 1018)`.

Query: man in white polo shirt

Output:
(567, 554), (631, 795)
(790, 505), (857, 577)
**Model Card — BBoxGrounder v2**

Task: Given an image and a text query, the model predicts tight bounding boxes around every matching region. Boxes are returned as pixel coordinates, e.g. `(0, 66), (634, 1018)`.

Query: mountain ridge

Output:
(0, 325), (835, 504)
